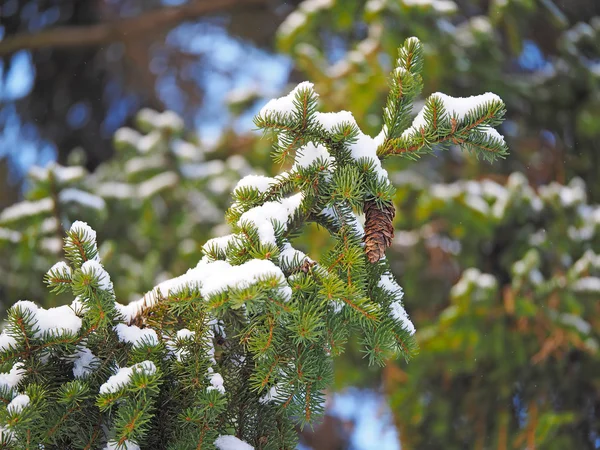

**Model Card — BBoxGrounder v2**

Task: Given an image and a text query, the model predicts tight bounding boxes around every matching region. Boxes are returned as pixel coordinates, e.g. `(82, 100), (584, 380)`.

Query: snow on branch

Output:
(214, 435), (254, 450)
(99, 361), (157, 395)
(0, 35), (510, 446)
(380, 90), (507, 160)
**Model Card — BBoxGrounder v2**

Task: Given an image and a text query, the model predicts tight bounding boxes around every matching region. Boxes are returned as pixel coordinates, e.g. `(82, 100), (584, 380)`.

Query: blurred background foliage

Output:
(1, 0), (600, 448)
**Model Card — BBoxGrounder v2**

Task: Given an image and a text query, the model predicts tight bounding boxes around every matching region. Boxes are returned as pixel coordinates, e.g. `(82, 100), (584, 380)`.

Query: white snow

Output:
(120, 258), (293, 321)
(59, 188), (106, 211)
(366, 0), (386, 13)
(41, 237), (63, 254)
(0, 333), (17, 352)
(293, 142), (333, 169)
(378, 273), (405, 301)
(39, 216), (60, 233)
(572, 277), (600, 293)
(99, 361), (157, 394)
(181, 160), (225, 180)
(172, 328), (196, 362)
(239, 193), (304, 245)
(12, 301), (82, 338)
(258, 82), (315, 118)
(278, 10), (307, 37)
(278, 0), (334, 36)
(557, 313), (591, 335)
(125, 156), (165, 175)
(403, 0), (457, 13)
(469, 16), (493, 34)
(155, 110), (184, 132)
(438, 92), (502, 119)
(529, 269), (544, 286)
(302, 0), (334, 13)
(177, 329), (195, 340)
(105, 440), (140, 450)
(347, 211), (365, 238)
(72, 347), (98, 378)
(572, 251), (600, 275)
(227, 154), (252, 173)
(402, 92), (502, 138)
(207, 372), (225, 394)
(357, 37), (378, 56)
(430, 182), (462, 201)
(70, 296), (89, 315)
(203, 234), (237, 255)
(319, 206), (338, 220)
(0, 197), (54, 223)
(0, 228), (21, 243)
(348, 132), (389, 182)
(7, 394), (30, 414)
(479, 273), (498, 289)
(81, 260), (112, 291)
(47, 261), (72, 279)
(96, 182), (136, 199)
(173, 140), (203, 161)
(0, 363), (26, 389)
(539, 180), (586, 208)
(226, 85), (260, 104)
(451, 268), (497, 298)
(465, 194), (489, 215)
(234, 175), (276, 194)
(137, 108), (159, 127)
(388, 302), (415, 335)
(279, 242), (310, 269)
(114, 127), (142, 147)
(53, 165), (87, 183)
(69, 221), (99, 259)
(259, 385), (282, 404)
(315, 110), (357, 132)
(137, 130), (162, 153)
(138, 172), (178, 198)
(114, 323), (159, 347)
(208, 177), (232, 195)
(394, 230), (420, 247)
(214, 435), (254, 450)
(479, 125), (506, 144)
(209, 318), (226, 339)
(481, 179), (508, 200)
(378, 274), (415, 335)
(29, 163), (86, 184)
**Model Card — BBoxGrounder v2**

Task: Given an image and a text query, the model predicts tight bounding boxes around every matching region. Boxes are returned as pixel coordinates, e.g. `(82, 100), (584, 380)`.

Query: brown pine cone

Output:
(363, 200), (395, 263)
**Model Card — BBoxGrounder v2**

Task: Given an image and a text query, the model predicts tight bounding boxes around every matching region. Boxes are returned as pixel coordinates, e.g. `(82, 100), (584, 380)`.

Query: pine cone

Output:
(363, 200), (395, 263)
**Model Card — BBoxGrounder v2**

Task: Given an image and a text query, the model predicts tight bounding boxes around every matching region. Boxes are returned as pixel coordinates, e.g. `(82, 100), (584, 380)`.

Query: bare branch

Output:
(0, 0), (268, 56)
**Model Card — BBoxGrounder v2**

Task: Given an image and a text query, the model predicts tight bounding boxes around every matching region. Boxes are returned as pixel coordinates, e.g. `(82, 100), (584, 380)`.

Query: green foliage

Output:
(0, 37), (507, 448)
(280, 0), (600, 199)
(0, 110), (253, 311)
(386, 173), (600, 448)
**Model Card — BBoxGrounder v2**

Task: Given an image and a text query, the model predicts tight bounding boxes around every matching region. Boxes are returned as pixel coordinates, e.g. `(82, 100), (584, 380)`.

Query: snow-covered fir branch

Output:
(0, 36), (507, 449)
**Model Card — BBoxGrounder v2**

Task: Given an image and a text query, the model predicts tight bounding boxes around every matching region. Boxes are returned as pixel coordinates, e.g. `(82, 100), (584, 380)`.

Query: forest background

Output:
(1, 0), (600, 448)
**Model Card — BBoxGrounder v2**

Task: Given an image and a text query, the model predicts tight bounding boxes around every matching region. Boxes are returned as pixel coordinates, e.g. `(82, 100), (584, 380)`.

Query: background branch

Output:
(0, 0), (268, 56)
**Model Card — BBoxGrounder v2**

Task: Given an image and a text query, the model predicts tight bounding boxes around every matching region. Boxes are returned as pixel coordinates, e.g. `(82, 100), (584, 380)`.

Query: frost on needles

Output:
(0, 37), (506, 449)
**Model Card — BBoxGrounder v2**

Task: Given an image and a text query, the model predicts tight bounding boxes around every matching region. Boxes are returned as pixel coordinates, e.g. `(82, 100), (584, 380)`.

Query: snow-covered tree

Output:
(278, 0), (600, 200)
(0, 37), (506, 449)
(0, 109), (254, 311)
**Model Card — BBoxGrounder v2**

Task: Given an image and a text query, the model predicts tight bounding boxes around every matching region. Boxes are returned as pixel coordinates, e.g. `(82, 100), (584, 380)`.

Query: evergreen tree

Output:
(278, 0), (600, 199)
(0, 109), (253, 311)
(0, 37), (506, 449)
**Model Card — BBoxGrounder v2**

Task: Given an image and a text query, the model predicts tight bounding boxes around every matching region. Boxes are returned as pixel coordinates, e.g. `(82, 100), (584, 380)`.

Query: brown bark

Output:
(0, 0), (268, 56)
